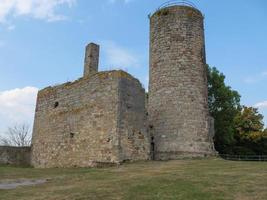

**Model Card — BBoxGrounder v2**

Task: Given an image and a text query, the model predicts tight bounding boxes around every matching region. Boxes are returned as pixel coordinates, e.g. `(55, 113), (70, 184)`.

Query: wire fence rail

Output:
(148, 0), (200, 18)
(219, 154), (267, 161)
(158, 0), (198, 10)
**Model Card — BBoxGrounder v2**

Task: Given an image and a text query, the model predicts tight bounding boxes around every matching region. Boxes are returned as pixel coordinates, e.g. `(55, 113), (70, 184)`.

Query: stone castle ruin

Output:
(30, 3), (216, 168)
(31, 43), (150, 168)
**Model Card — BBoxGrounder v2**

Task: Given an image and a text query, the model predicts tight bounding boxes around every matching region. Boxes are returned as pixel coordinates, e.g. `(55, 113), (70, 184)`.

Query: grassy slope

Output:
(0, 159), (266, 200)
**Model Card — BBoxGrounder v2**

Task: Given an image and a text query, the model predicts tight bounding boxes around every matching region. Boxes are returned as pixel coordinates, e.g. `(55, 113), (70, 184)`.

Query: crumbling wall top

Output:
(38, 70), (143, 98)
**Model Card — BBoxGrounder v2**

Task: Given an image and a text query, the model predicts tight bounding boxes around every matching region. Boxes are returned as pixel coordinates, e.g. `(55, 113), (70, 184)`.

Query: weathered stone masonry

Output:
(30, 4), (217, 168)
(148, 6), (216, 159)
(84, 43), (99, 78)
(31, 44), (150, 168)
(0, 146), (31, 166)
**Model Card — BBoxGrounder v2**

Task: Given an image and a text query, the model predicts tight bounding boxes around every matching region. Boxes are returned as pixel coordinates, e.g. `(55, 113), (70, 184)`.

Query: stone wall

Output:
(118, 77), (150, 161)
(31, 70), (149, 168)
(148, 5), (216, 160)
(0, 146), (31, 166)
(30, 4), (218, 166)
(84, 43), (99, 78)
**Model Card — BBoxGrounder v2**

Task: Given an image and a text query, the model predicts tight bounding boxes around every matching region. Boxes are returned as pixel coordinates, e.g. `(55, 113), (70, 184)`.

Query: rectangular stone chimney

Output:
(84, 43), (99, 78)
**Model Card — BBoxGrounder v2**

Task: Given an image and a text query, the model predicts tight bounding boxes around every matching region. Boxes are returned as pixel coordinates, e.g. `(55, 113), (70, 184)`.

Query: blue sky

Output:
(0, 0), (266, 135)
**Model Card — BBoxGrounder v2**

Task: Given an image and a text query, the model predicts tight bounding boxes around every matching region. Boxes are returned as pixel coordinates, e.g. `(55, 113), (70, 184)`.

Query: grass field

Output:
(0, 159), (266, 200)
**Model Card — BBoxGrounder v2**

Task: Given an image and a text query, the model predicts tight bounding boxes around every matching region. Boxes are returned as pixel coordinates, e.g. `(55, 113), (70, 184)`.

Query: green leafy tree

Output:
(233, 106), (267, 155)
(207, 65), (241, 153)
(207, 65), (267, 155)
(234, 106), (264, 136)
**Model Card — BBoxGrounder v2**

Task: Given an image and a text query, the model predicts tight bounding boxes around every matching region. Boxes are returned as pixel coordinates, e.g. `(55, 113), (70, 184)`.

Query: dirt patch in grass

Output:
(0, 179), (47, 190)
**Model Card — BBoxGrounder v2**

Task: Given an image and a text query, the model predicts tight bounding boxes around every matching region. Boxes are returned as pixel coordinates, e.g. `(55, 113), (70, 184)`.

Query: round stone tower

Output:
(148, 2), (216, 160)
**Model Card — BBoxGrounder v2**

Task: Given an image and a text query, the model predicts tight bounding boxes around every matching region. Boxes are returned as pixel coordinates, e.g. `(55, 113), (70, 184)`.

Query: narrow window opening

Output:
(151, 136), (155, 160)
(70, 132), (75, 138)
(54, 102), (59, 108)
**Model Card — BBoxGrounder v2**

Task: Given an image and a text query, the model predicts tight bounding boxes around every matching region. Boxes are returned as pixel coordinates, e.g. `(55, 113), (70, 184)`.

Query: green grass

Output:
(0, 159), (266, 200)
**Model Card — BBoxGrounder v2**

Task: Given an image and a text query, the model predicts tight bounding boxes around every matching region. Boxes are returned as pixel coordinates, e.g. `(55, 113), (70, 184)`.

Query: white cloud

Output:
(101, 41), (140, 70)
(254, 101), (267, 109)
(7, 24), (15, 30)
(244, 70), (267, 84)
(262, 71), (267, 76)
(0, 40), (5, 47)
(244, 77), (258, 84)
(0, 87), (38, 135)
(143, 75), (149, 91)
(254, 101), (267, 127)
(0, 0), (76, 24)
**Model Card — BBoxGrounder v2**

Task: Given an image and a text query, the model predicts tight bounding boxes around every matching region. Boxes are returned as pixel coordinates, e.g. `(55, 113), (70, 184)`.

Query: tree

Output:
(0, 123), (31, 147)
(234, 106), (264, 136)
(233, 106), (267, 155)
(207, 65), (241, 153)
(207, 65), (267, 155)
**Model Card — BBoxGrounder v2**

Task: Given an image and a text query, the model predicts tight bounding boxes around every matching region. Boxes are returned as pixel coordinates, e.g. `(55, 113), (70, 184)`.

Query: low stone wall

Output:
(0, 146), (31, 166)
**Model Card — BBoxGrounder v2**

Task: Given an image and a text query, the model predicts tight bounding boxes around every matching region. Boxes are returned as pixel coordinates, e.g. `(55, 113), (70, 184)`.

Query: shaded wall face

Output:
(0, 146), (31, 166)
(148, 6), (215, 159)
(118, 78), (150, 161)
(31, 75), (120, 168)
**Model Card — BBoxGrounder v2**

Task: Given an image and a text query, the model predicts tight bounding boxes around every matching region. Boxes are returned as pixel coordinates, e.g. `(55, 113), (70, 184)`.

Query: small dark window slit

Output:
(54, 102), (59, 108)
(151, 136), (155, 160)
(70, 132), (75, 138)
